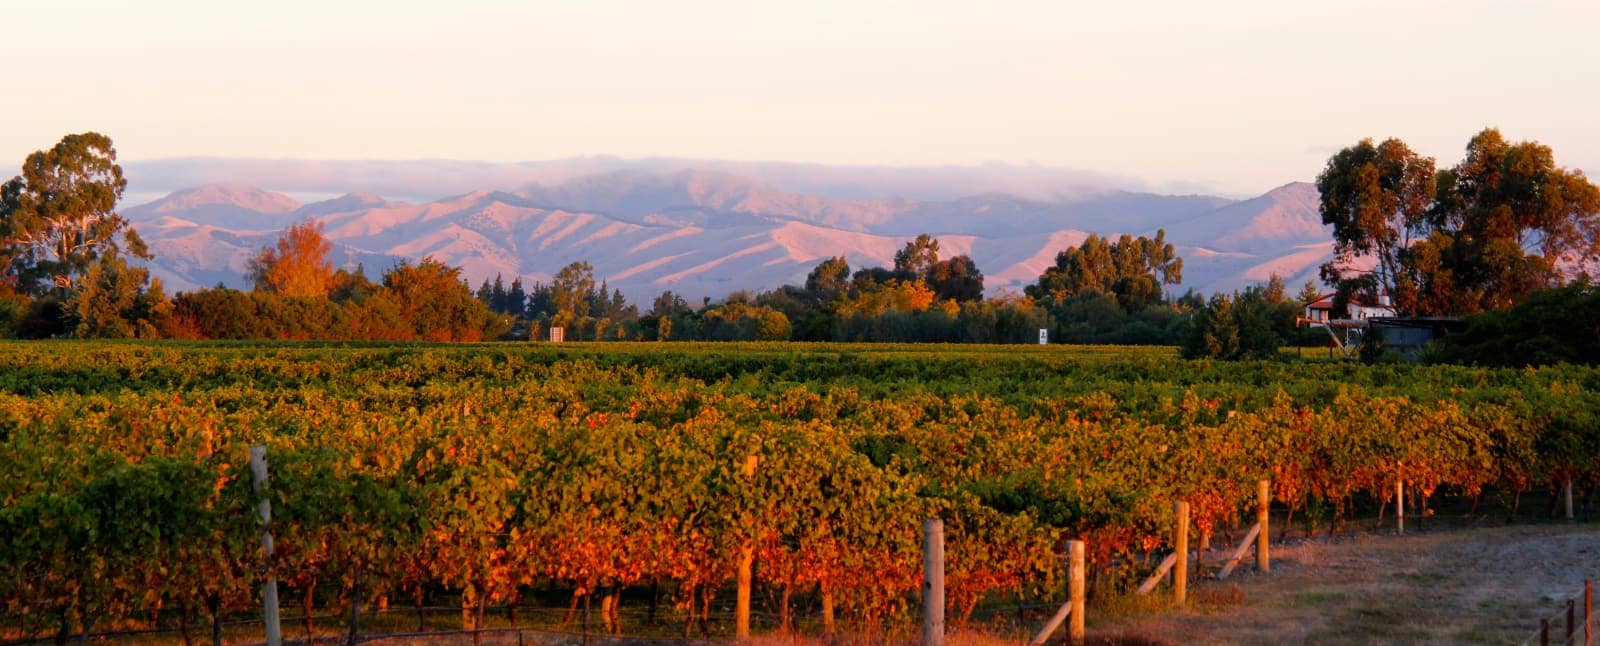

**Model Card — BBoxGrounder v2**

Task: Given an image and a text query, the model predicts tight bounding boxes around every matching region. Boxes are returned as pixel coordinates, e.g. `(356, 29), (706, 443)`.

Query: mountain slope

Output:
(127, 171), (1332, 302)
(124, 184), (301, 230)
(519, 169), (1235, 237)
(1156, 182), (1325, 254)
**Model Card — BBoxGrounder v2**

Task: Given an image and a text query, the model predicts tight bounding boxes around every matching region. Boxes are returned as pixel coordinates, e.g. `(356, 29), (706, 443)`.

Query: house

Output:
(1300, 291), (1401, 358)
(1300, 292), (1464, 359)
(1304, 292), (1395, 321)
(1305, 294), (1334, 322)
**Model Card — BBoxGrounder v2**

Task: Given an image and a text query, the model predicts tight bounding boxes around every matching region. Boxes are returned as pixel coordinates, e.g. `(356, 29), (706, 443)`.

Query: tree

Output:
(1297, 281), (1322, 307)
(1319, 129), (1600, 316)
(1414, 129), (1600, 313)
(928, 255), (984, 302)
(69, 252), (169, 338)
(849, 267), (896, 293)
(804, 257), (851, 302)
(551, 262), (596, 324)
(0, 132), (147, 295)
(1179, 287), (1283, 360)
(247, 220), (334, 297)
(381, 258), (491, 341)
(1316, 138), (1438, 315)
(507, 278), (528, 318)
(893, 234), (941, 281)
(756, 310), (792, 341)
(1026, 231), (1182, 312)
(1181, 294), (1237, 360)
(1426, 282), (1600, 367)
(329, 266), (379, 304)
(651, 290), (688, 317)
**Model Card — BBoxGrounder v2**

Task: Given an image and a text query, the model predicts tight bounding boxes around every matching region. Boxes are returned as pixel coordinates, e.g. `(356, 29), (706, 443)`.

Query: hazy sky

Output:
(5, 0), (1598, 196)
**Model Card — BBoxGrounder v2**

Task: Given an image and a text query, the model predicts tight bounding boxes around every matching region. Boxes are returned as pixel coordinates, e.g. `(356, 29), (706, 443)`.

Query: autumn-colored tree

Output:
(1413, 129), (1600, 313)
(835, 280), (936, 317)
(381, 258), (492, 341)
(247, 220), (334, 297)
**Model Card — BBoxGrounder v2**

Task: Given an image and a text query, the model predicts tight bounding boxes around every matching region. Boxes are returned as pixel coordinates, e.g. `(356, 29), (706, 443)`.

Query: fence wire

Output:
(2, 602), (910, 645)
(1517, 592), (1591, 646)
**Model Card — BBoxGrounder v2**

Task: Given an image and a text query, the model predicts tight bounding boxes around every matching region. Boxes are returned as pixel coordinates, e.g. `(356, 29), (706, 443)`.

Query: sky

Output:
(4, 0), (1599, 197)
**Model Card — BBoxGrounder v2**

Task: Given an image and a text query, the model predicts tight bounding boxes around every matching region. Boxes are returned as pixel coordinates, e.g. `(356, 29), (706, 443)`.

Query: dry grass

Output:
(1087, 522), (1599, 644)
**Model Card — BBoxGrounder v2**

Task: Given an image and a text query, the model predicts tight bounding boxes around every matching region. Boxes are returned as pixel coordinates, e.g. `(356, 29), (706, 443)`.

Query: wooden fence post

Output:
(1257, 480), (1270, 574)
(1070, 540), (1086, 645)
(1567, 478), (1576, 522)
(1583, 578), (1591, 646)
(250, 446), (282, 646)
(923, 518), (944, 646)
(1396, 479), (1405, 536)
(737, 453), (758, 641)
(347, 581), (360, 646)
(1174, 501), (1189, 607)
(1567, 599), (1576, 645)
(1026, 539), (1086, 646)
(736, 544), (754, 640)
(822, 586), (835, 635)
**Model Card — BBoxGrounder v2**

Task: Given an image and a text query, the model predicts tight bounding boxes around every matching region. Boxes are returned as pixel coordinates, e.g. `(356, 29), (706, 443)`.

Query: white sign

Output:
(1039, 328), (1049, 345)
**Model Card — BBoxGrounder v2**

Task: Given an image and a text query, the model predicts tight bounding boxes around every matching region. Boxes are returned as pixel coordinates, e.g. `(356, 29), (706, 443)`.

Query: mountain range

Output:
(122, 168), (1333, 304)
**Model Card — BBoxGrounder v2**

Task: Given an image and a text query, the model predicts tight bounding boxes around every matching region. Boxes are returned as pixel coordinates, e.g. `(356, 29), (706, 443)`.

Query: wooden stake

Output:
(736, 544), (753, 640)
(1257, 480), (1270, 574)
(1567, 479), (1575, 522)
(1069, 540), (1085, 645)
(249, 446), (282, 646)
(1029, 603), (1071, 646)
(1568, 599), (1576, 644)
(821, 585), (835, 635)
(1396, 479), (1405, 535)
(347, 582), (360, 646)
(1174, 501), (1189, 607)
(1028, 540), (1086, 646)
(1583, 579), (1591, 646)
(1216, 523), (1262, 580)
(923, 518), (944, 646)
(1135, 553), (1178, 596)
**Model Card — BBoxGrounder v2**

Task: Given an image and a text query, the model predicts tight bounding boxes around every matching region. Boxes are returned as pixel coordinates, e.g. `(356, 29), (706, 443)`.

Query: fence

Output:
(1521, 580), (1593, 646)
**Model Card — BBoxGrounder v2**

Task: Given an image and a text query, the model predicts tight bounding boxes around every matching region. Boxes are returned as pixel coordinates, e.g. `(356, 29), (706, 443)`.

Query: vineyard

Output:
(0, 341), (1596, 643)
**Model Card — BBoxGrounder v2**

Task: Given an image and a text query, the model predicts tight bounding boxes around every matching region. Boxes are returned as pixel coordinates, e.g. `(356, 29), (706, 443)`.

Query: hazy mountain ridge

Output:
(123, 170), (1334, 303)
(120, 157), (1151, 204)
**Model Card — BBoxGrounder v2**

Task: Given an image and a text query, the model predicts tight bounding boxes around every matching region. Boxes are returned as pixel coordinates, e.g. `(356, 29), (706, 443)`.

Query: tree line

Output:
(2, 130), (1595, 361)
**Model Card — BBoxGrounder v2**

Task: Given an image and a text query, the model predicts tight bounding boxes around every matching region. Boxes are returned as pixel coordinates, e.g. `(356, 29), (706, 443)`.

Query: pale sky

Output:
(5, 0), (1598, 196)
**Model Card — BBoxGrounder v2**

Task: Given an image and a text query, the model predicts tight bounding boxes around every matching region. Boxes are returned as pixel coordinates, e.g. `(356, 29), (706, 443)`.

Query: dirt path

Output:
(1087, 523), (1599, 644)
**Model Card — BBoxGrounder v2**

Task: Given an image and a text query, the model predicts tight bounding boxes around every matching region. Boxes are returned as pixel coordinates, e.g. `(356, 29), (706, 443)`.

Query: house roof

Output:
(1307, 292), (1391, 308)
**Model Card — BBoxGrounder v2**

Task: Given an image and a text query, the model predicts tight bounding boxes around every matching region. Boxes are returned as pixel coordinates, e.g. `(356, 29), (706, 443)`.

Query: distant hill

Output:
(123, 169), (1334, 302)
(124, 184), (300, 230)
